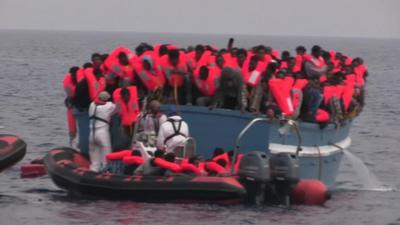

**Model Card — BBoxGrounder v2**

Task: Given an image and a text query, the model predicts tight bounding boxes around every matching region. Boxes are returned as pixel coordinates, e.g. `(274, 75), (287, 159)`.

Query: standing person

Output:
(156, 106), (189, 153)
(88, 91), (116, 172)
(137, 100), (167, 145)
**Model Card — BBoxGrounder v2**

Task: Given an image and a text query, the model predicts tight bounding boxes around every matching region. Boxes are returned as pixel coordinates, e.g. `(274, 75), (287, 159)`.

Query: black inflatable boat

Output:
(0, 134), (27, 172)
(44, 147), (247, 203)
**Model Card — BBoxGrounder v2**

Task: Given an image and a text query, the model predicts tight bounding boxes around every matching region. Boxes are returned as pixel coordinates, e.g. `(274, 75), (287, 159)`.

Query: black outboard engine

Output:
(268, 152), (299, 206)
(237, 151), (270, 205)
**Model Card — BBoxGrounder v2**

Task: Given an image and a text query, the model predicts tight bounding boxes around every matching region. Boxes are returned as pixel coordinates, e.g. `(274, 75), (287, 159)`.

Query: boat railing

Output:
(230, 118), (304, 175)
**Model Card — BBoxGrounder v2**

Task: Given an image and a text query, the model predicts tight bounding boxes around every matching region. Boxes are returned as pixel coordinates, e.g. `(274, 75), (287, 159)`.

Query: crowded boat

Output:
(61, 40), (368, 176)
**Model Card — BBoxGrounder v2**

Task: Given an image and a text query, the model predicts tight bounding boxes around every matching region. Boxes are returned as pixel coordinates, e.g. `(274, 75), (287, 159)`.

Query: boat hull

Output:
(44, 147), (246, 202)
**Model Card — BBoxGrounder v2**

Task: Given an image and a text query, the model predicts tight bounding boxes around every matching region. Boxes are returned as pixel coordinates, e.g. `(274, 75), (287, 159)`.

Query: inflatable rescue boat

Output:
(0, 134), (27, 172)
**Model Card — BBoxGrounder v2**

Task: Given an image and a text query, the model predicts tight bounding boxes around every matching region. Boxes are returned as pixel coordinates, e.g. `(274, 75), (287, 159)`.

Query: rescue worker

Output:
(137, 100), (168, 146)
(88, 91), (116, 172)
(156, 106), (189, 154)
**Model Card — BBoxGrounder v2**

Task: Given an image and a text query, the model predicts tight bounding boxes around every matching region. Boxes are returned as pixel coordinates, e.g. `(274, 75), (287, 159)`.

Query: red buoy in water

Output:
(20, 157), (47, 178)
(291, 179), (330, 205)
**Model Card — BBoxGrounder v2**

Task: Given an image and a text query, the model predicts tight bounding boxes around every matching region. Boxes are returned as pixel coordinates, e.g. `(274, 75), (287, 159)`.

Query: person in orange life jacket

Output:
(137, 100), (167, 146)
(134, 56), (164, 98)
(352, 57), (368, 87)
(193, 66), (219, 106)
(63, 66), (80, 141)
(245, 55), (265, 110)
(187, 45), (206, 72)
(88, 91), (116, 172)
(209, 67), (247, 112)
(293, 45), (307, 73)
(116, 52), (135, 85)
(304, 45), (327, 79)
(115, 86), (139, 138)
(162, 49), (192, 105)
(280, 50), (291, 69)
(156, 106), (189, 153)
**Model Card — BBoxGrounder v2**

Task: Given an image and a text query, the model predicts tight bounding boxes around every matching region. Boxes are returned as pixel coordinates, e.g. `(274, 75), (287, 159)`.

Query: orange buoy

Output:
(291, 179), (330, 205)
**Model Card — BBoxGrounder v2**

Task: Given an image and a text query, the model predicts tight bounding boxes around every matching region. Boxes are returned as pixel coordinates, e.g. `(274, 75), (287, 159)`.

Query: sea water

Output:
(1, 30), (400, 225)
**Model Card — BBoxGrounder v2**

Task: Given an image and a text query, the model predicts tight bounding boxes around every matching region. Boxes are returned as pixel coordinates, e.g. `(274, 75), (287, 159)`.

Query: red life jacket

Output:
(269, 78), (294, 117)
(104, 46), (136, 82)
(187, 50), (212, 71)
(272, 49), (280, 60)
(66, 107), (77, 135)
(106, 150), (132, 161)
(180, 162), (203, 176)
(84, 68), (106, 101)
(323, 85), (345, 105)
(315, 109), (330, 122)
(62, 69), (85, 98)
(342, 83), (354, 112)
(345, 57), (353, 66)
(205, 161), (228, 174)
(123, 156), (144, 165)
(241, 60), (266, 87)
(153, 158), (182, 173)
(134, 52), (165, 91)
(354, 64), (367, 86)
(212, 153), (231, 170)
(193, 66), (219, 96)
(113, 86), (140, 126)
(160, 51), (188, 87)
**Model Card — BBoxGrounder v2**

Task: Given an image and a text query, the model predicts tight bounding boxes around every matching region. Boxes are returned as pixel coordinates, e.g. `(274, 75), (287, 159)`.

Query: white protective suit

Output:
(156, 115), (189, 153)
(88, 101), (115, 172)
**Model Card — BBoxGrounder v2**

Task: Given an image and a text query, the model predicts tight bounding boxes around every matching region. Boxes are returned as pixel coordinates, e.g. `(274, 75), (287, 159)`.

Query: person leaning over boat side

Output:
(88, 91), (116, 172)
(156, 106), (189, 153)
(137, 100), (167, 146)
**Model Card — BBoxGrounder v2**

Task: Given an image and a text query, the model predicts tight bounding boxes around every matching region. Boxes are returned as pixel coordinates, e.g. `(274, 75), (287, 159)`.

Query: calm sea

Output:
(0, 30), (400, 225)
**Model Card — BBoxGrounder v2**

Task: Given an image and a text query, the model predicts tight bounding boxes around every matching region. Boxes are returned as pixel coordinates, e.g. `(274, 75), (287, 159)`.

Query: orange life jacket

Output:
(123, 156), (145, 165)
(342, 83), (354, 112)
(205, 161), (228, 174)
(113, 86), (140, 126)
(269, 78), (295, 117)
(106, 150), (132, 161)
(323, 85), (345, 105)
(66, 107), (77, 135)
(193, 66), (219, 96)
(62, 69), (85, 98)
(187, 50), (212, 71)
(104, 46), (136, 82)
(305, 55), (326, 69)
(354, 64), (367, 86)
(291, 78), (308, 114)
(153, 158), (182, 173)
(241, 60), (266, 87)
(134, 52), (165, 91)
(160, 51), (188, 87)
(84, 68), (106, 101)
(316, 109), (330, 122)
(212, 153), (231, 170)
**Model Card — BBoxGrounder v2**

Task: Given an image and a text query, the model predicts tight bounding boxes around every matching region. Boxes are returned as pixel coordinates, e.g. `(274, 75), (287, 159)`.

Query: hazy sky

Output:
(1, 0), (399, 38)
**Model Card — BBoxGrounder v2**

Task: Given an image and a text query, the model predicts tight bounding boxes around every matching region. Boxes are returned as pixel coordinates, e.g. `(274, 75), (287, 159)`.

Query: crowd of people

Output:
(63, 40), (368, 172)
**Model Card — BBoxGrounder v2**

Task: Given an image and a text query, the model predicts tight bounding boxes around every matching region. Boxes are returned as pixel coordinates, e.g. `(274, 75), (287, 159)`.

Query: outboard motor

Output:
(237, 151), (270, 205)
(268, 152), (299, 206)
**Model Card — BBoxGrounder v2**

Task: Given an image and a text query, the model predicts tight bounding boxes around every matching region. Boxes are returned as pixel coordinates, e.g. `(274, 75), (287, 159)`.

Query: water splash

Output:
(341, 150), (394, 192)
